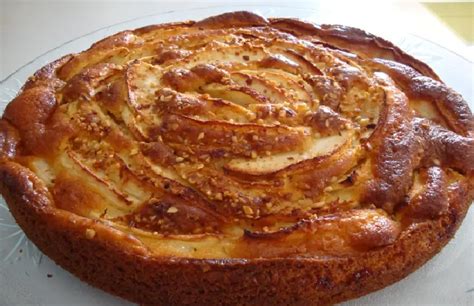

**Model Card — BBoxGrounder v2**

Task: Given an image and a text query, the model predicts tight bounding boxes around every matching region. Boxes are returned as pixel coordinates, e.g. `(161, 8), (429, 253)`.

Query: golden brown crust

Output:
(3, 86), (59, 155)
(22, 55), (72, 90)
(0, 160), (470, 305)
(0, 119), (20, 159)
(401, 166), (449, 220)
(195, 11), (269, 29)
(269, 18), (441, 81)
(360, 74), (416, 212)
(368, 59), (474, 136)
(1, 11), (473, 305)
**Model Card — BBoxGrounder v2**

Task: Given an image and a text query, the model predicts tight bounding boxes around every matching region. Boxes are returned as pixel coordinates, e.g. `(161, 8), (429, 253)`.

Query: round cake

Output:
(1, 11), (473, 305)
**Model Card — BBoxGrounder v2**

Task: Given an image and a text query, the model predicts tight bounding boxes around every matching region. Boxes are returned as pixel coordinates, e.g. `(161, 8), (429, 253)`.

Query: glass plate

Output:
(0, 5), (472, 306)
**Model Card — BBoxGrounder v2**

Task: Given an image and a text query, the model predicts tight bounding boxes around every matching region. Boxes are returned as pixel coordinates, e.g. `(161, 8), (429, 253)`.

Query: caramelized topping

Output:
(2, 12), (473, 259)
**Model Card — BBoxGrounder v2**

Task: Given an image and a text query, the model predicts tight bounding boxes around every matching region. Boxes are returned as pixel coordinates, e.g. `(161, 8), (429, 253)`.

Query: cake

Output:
(1, 11), (473, 305)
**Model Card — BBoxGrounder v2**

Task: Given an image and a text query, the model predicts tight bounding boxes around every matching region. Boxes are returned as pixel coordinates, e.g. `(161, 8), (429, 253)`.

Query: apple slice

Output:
(225, 130), (352, 176)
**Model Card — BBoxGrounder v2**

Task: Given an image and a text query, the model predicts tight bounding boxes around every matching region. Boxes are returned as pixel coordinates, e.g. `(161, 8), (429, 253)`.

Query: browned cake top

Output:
(1, 12), (473, 259)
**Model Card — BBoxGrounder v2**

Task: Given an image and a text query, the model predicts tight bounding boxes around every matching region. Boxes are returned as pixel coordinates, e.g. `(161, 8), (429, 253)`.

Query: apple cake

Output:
(1, 11), (473, 305)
